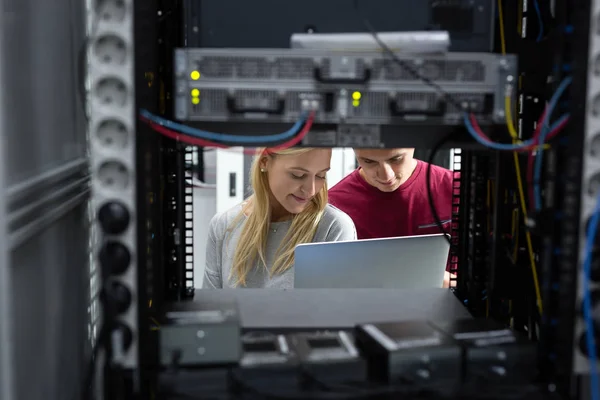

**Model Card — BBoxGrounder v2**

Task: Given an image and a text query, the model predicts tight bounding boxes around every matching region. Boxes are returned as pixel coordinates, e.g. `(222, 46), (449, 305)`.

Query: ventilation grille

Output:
(196, 56), (316, 80)
(372, 59), (485, 82)
(193, 57), (485, 82)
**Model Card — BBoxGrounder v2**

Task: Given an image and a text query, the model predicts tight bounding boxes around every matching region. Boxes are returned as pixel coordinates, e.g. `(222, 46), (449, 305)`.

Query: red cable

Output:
(268, 112), (315, 150)
(139, 112), (315, 154)
(468, 112), (566, 153)
(526, 111), (548, 206)
(525, 112), (570, 209)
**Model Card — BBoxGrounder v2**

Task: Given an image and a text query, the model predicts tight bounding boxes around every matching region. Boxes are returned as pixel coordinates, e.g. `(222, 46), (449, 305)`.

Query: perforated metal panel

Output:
(0, 0), (91, 399)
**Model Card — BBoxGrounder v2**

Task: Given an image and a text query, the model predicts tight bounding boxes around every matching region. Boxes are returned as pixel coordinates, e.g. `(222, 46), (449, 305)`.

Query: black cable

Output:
(80, 251), (121, 400)
(141, 113), (312, 148)
(86, 274), (121, 399)
(427, 131), (462, 247)
(352, 0), (465, 112)
(81, 325), (110, 400)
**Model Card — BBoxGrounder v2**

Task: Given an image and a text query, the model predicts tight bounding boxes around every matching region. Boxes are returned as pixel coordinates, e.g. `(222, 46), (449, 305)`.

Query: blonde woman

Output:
(203, 147), (357, 288)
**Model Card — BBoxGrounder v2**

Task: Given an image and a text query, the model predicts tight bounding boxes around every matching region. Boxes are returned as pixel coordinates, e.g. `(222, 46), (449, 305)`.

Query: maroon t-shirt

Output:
(328, 161), (454, 239)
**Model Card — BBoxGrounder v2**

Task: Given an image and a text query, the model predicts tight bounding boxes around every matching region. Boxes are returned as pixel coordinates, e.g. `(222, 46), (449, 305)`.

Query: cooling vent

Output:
(372, 59), (485, 82)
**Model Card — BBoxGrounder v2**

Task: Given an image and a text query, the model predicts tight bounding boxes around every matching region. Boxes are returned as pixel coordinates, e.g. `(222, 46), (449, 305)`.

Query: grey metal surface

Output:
(0, 20), (15, 400)
(160, 297), (242, 366)
(7, 158), (90, 249)
(294, 234), (450, 289)
(11, 207), (90, 400)
(290, 31), (451, 53)
(2, 5), (88, 189)
(0, 0), (91, 399)
(194, 288), (471, 328)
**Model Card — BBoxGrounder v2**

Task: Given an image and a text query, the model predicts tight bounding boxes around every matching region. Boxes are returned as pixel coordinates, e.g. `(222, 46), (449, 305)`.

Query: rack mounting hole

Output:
(98, 0), (126, 22)
(97, 119), (128, 148)
(94, 35), (127, 65)
(98, 161), (129, 190)
(96, 78), (128, 107)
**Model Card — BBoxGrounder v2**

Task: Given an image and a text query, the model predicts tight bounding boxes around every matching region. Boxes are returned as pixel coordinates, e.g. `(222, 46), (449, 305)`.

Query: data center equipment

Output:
(158, 298), (241, 367)
(1, 0), (594, 399)
(154, 315), (542, 399)
(236, 332), (300, 393)
(287, 330), (367, 384)
(125, 0), (589, 398)
(172, 48), (517, 148)
(239, 331), (296, 368)
(433, 319), (537, 384)
(355, 320), (462, 388)
(104, 0), (586, 397)
(235, 329), (369, 391)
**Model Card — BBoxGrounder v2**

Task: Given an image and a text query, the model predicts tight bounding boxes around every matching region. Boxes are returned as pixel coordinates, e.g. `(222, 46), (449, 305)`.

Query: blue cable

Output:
(532, 76), (573, 210)
(533, 0), (544, 42)
(139, 109), (307, 144)
(584, 190), (600, 400)
(463, 114), (536, 151)
(532, 114), (570, 209)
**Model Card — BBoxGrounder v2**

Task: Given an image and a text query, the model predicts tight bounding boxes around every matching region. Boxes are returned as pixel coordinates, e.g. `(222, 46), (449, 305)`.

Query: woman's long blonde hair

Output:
(227, 147), (328, 287)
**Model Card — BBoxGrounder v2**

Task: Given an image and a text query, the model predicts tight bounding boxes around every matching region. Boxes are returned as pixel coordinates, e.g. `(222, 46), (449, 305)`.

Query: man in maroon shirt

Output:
(328, 148), (455, 287)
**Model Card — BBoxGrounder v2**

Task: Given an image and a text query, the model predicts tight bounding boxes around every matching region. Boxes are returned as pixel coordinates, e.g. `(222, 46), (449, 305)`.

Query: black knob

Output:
(112, 322), (134, 351)
(106, 280), (132, 314)
(98, 201), (130, 234)
(99, 241), (131, 275)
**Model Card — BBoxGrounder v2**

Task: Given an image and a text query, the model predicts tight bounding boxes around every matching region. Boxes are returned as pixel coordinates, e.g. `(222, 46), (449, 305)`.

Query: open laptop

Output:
(293, 234), (450, 289)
